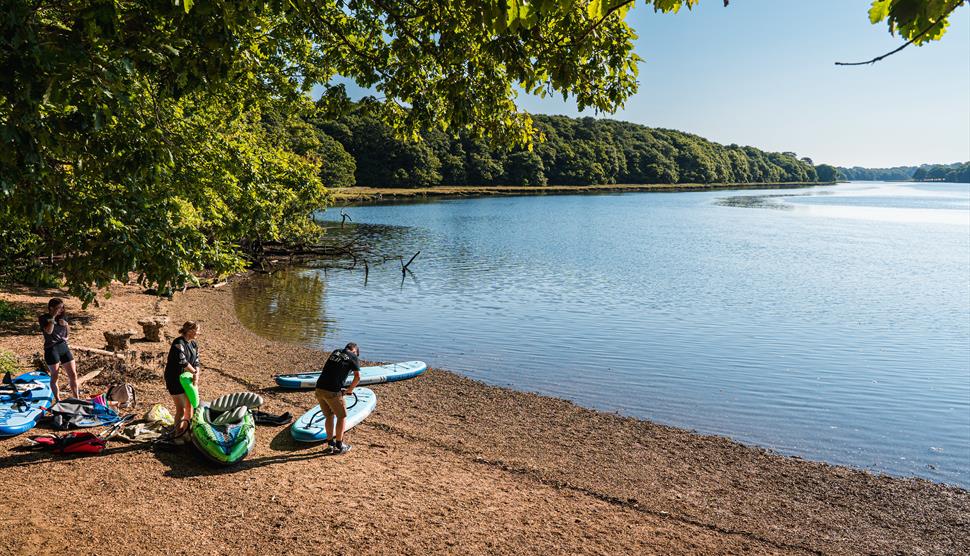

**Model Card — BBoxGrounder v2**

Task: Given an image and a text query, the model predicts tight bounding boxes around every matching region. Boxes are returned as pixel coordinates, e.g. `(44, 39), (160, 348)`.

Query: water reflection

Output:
(233, 270), (332, 345)
(715, 194), (798, 210)
(718, 182), (970, 225)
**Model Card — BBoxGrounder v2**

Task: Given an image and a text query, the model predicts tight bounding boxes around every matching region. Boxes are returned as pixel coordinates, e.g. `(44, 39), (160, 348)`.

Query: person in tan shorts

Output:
(314, 342), (361, 454)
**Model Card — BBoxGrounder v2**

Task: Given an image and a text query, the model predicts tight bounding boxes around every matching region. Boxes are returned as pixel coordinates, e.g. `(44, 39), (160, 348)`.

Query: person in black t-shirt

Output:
(39, 298), (78, 402)
(314, 342), (361, 455)
(164, 321), (202, 436)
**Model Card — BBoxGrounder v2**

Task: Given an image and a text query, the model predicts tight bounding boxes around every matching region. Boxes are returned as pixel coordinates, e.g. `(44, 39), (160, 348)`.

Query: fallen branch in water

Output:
(400, 251), (420, 277)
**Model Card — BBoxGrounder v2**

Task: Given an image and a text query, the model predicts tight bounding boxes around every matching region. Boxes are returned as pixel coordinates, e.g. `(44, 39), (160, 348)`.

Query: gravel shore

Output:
(1, 281), (966, 555)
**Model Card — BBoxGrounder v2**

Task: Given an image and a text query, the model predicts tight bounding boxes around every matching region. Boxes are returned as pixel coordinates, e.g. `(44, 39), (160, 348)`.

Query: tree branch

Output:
(835, 1), (964, 66)
(572, 0), (636, 48)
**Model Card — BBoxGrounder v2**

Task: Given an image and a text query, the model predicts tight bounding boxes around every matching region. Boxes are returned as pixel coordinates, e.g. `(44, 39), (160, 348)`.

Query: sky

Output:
(336, 1), (970, 168)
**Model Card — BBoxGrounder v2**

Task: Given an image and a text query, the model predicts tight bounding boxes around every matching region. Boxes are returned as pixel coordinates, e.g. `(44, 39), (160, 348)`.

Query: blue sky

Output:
(338, 1), (970, 168)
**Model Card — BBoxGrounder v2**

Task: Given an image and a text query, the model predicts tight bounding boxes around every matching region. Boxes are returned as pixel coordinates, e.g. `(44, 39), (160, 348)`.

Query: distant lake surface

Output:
(235, 182), (970, 486)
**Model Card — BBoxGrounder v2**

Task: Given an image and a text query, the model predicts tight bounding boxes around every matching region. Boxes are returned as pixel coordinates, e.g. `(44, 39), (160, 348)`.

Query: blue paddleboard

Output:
(290, 387), (377, 442)
(275, 361), (427, 390)
(0, 371), (53, 437)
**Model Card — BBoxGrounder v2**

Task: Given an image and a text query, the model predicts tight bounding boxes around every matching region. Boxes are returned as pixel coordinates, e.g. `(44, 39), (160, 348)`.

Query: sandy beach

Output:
(1, 279), (967, 556)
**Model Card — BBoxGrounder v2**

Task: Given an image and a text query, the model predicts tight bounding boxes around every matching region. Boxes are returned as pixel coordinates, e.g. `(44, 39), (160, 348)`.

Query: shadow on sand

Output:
(0, 441), (151, 468)
(0, 425), (326, 476)
(153, 425), (329, 478)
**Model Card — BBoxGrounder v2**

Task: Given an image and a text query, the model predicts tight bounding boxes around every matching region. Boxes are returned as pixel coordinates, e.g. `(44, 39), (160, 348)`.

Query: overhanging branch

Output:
(835, 1), (965, 66)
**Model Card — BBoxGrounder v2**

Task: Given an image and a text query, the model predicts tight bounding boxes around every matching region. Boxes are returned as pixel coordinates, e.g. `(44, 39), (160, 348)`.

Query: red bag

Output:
(27, 414), (133, 456)
(29, 432), (108, 455)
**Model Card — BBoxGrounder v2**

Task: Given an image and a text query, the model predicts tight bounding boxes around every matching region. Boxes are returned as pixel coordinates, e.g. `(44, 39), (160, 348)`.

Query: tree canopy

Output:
(1, 1), (965, 301)
(316, 109), (821, 187)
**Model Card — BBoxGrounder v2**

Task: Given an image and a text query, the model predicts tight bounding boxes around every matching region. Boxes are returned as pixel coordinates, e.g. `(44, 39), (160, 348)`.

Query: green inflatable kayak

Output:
(190, 392), (263, 466)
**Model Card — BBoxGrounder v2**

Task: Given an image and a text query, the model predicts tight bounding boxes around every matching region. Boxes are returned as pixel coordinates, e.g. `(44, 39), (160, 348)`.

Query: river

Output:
(234, 181), (970, 486)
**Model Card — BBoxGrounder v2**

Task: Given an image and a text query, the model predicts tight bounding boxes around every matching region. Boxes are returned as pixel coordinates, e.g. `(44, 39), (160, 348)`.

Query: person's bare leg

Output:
(48, 363), (61, 402)
(63, 359), (79, 398)
(172, 394), (186, 435)
(184, 401), (193, 432)
(334, 416), (347, 443)
(325, 414), (335, 441)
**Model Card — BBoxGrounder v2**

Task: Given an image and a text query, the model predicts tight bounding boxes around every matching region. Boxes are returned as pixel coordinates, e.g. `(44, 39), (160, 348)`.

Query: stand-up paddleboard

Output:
(0, 371), (53, 437)
(290, 387), (377, 442)
(275, 361), (427, 390)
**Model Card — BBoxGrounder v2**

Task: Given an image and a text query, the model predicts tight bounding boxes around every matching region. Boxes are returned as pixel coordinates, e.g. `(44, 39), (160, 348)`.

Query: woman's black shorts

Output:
(44, 342), (74, 366)
(164, 368), (186, 396)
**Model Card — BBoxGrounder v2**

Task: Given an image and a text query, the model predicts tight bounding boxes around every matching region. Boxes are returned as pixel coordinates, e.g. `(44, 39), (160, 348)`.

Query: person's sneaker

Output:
(324, 442), (335, 455)
(331, 442), (352, 455)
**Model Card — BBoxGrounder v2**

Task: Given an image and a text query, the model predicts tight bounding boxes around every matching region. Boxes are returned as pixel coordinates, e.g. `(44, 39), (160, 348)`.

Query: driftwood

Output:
(255, 238), (373, 274)
(255, 233), (420, 288)
(73, 345), (125, 360)
(76, 369), (102, 387)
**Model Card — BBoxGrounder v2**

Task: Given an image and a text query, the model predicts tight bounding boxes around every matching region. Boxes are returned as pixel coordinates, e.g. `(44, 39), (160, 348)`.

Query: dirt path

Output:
(1, 282), (966, 555)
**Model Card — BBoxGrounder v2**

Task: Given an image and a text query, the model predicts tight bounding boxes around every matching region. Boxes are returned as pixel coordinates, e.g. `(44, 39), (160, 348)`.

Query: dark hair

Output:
(345, 342), (358, 353)
(179, 321), (198, 336)
(48, 298), (64, 310)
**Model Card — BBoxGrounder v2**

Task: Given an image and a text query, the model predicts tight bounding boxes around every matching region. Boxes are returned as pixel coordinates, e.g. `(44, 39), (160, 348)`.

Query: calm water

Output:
(235, 182), (970, 486)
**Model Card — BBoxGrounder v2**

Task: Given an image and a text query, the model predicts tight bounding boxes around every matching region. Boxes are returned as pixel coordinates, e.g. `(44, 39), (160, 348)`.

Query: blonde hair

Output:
(178, 321), (198, 336)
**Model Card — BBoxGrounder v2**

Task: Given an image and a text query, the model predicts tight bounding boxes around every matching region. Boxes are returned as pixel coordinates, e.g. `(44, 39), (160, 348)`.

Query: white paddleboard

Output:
(290, 387), (377, 442)
(275, 361), (427, 389)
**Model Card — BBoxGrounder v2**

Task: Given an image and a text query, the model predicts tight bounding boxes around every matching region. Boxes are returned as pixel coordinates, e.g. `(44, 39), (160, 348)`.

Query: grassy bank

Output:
(330, 181), (835, 203)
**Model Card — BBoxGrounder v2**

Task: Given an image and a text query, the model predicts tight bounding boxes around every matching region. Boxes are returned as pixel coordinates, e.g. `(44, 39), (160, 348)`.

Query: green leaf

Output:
(868, 0), (892, 24)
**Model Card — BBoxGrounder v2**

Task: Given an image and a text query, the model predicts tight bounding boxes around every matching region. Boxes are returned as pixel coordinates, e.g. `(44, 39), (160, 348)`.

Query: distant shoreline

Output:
(331, 181), (837, 203)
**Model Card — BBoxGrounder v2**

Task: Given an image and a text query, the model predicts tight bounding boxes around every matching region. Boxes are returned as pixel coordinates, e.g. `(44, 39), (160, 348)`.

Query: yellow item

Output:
(143, 404), (175, 426)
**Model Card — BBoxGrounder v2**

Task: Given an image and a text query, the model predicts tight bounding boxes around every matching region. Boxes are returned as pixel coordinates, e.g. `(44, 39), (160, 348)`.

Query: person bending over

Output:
(40, 298), (78, 402)
(164, 321), (202, 436)
(315, 342), (361, 455)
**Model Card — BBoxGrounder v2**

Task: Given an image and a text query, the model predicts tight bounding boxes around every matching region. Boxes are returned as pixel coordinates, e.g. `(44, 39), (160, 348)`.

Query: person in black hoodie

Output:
(164, 321), (201, 436)
(314, 342), (361, 455)
(39, 298), (78, 402)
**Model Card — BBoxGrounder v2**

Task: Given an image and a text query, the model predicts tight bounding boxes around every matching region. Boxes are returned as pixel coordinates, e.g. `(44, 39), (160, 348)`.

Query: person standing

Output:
(39, 298), (78, 402)
(314, 342), (361, 455)
(164, 321), (202, 436)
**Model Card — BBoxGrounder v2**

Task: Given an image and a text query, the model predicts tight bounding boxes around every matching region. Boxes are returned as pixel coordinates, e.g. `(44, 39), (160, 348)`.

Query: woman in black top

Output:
(39, 298), (78, 402)
(164, 321), (202, 435)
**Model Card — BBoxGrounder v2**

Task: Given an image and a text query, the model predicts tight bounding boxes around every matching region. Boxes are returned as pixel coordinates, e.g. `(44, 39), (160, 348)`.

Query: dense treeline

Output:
(838, 162), (970, 183)
(307, 110), (822, 188)
(913, 162), (970, 183)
